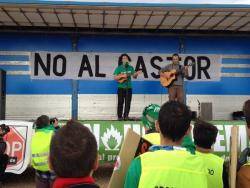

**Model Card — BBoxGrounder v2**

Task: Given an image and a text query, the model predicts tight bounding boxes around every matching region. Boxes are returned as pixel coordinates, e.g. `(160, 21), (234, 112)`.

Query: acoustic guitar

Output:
(117, 70), (142, 83)
(117, 73), (132, 83)
(160, 63), (194, 87)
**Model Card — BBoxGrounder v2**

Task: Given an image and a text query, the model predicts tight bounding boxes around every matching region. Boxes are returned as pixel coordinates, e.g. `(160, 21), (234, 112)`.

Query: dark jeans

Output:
(0, 154), (8, 182)
(117, 88), (132, 119)
(35, 171), (55, 188)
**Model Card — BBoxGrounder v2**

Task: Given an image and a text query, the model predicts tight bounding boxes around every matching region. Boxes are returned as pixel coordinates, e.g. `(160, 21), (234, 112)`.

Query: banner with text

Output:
(30, 52), (221, 81)
(74, 120), (249, 163)
(1, 120), (244, 174)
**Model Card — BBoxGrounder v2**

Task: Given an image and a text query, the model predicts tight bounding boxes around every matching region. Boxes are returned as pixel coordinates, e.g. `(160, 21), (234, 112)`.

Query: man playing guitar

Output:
(160, 53), (189, 103)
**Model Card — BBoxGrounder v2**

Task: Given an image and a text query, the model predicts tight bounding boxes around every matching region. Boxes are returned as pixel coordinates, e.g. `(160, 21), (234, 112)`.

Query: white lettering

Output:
(11, 142), (22, 156)
(214, 125), (226, 152)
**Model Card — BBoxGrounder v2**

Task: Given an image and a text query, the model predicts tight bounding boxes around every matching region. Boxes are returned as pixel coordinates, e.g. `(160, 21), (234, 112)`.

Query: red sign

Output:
(4, 127), (25, 166)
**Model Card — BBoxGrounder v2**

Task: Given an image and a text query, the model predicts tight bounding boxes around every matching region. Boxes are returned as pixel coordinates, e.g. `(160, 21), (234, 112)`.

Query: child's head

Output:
(142, 104), (160, 132)
(50, 120), (98, 177)
(157, 101), (192, 142)
(193, 120), (218, 150)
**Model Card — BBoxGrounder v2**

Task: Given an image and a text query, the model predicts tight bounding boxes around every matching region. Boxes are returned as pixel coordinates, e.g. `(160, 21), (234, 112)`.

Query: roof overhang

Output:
(0, 1), (249, 34)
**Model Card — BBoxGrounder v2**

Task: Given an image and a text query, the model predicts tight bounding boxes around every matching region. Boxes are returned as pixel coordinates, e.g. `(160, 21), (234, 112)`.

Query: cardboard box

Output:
(108, 128), (152, 188)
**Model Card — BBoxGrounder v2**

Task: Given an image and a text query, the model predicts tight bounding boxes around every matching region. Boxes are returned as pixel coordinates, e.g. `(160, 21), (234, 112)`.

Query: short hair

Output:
(193, 120), (218, 149)
(35, 115), (50, 129)
(118, 53), (131, 66)
(50, 120), (97, 177)
(172, 53), (180, 58)
(158, 101), (192, 142)
(243, 100), (250, 125)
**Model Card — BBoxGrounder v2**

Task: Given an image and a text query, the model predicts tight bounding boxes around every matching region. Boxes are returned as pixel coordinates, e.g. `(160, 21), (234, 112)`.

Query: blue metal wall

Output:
(0, 33), (250, 96)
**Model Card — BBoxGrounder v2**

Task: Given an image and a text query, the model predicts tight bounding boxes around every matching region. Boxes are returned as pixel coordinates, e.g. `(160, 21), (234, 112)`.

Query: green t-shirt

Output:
(36, 124), (56, 133)
(124, 157), (141, 188)
(113, 64), (135, 89)
(181, 135), (196, 154)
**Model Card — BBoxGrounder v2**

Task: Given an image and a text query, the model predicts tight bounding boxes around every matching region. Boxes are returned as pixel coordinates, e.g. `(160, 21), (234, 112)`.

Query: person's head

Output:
(193, 120), (218, 150)
(49, 120), (98, 178)
(35, 115), (50, 129)
(157, 101), (192, 143)
(118, 53), (131, 66)
(243, 100), (250, 138)
(142, 104), (160, 132)
(50, 117), (59, 127)
(172, 53), (180, 64)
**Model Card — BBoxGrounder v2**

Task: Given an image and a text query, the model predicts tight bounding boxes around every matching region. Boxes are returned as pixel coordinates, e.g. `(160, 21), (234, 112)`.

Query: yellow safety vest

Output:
(143, 133), (160, 145)
(31, 130), (53, 172)
(196, 151), (224, 188)
(244, 161), (250, 166)
(139, 149), (208, 188)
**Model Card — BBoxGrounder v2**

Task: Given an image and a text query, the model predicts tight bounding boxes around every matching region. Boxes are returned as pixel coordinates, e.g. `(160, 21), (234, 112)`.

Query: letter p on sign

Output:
(4, 127), (25, 166)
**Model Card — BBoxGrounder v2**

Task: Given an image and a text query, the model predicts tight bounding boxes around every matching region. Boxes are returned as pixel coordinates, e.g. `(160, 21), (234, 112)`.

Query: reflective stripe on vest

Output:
(32, 152), (49, 158)
(139, 150), (208, 188)
(196, 151), (224, 188)
(33, 161), (48, 167)
(31, 131), (53, 172)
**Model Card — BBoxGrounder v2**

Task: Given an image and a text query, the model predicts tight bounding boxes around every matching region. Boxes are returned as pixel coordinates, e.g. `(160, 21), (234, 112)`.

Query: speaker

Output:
(200, 102), (213, 121)
(0, 69), (6, 120)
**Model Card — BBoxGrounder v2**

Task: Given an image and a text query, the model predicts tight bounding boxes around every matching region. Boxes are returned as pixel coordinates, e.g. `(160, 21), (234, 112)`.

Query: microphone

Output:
(125, 62), (129, 68)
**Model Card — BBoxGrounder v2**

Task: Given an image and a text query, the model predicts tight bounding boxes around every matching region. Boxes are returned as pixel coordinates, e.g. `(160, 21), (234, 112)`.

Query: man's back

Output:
(196, 151), (224, 188)
(31, 129), (53, 171)
(129, 149), (208, 188)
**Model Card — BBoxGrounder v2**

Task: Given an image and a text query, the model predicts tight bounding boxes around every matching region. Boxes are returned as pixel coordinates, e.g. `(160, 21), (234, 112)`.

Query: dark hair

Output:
(35, 115), (50, 129)
(50, 117), (58, 125)
(243, 100), (250, 125)
(158, 101), (192, 142)
(118, 53), (131, 66)
(172, 53), (179, 58)
(172, 53), (180, 60)
(50, 120), (97, 177)
(193, 120), (218, 149)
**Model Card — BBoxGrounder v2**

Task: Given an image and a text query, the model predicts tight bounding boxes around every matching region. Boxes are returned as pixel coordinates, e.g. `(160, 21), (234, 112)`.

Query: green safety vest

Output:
(139, 149), (208, 188)
(196, 151), (224, 188)
(31, 130), (53, 172)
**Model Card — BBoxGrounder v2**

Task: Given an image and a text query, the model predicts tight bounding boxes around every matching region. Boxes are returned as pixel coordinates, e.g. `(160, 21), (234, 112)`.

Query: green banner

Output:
(60, 120), (250, 163)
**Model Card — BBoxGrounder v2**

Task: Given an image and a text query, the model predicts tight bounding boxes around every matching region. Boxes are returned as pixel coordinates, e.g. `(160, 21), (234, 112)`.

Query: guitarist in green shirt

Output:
(113, 54), (141, 121)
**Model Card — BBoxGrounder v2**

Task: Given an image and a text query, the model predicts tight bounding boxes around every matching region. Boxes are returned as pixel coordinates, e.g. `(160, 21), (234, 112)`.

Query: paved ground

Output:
(2, 165), (114, 188)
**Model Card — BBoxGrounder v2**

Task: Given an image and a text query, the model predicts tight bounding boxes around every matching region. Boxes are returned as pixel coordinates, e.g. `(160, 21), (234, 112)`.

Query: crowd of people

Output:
(27, 100), (250, 188)
(0, 100), (249, 187)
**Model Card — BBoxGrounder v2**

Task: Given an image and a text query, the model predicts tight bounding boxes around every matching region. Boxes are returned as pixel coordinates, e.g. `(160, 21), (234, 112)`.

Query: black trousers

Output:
(117, 88), (132, 118)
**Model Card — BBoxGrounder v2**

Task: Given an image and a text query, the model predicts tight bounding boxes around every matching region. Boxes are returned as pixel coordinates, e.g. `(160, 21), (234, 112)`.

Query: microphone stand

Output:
(197, 99), (201, 118)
